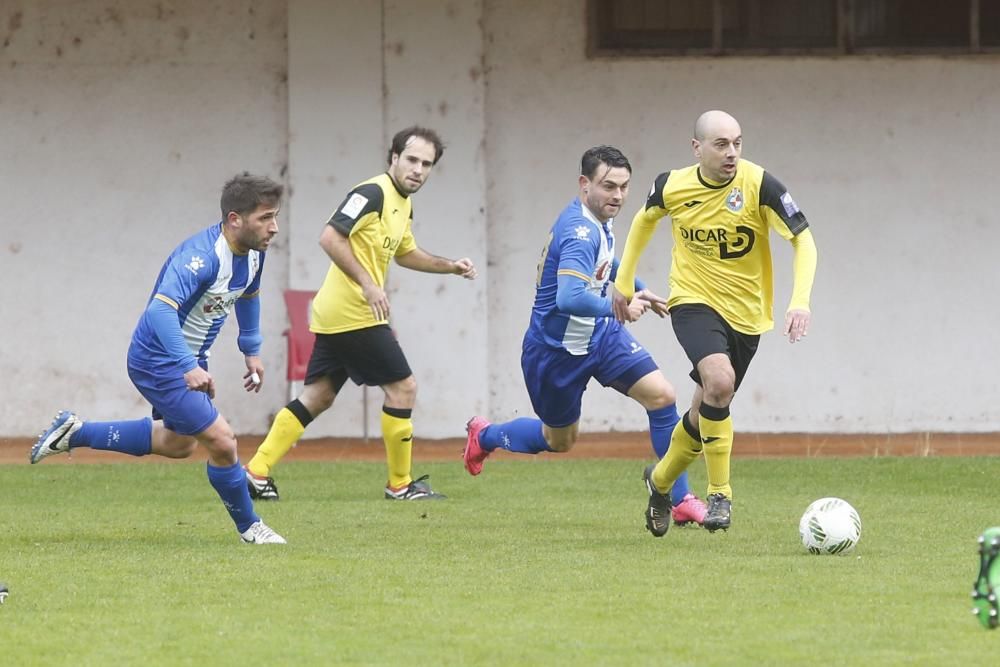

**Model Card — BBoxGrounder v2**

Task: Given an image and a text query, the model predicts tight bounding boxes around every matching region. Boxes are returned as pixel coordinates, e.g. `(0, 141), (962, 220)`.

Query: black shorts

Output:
(305, 325), (412, 392)
(670, 304), (760, 391)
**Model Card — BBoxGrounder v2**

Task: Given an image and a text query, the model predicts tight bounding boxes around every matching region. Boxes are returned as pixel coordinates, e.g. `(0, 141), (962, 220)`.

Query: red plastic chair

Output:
(282, 290), (316, 401)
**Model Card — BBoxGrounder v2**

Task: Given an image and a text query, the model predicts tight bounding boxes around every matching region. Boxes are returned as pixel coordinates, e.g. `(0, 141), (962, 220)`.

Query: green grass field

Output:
(2, 456), (998, 666)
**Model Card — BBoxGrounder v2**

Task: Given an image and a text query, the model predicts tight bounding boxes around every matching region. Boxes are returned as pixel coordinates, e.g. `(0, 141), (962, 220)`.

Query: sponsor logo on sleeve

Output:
(574, 225), (590, 240)
(780, 191), (800, 217)
(341, 193), (369, 220)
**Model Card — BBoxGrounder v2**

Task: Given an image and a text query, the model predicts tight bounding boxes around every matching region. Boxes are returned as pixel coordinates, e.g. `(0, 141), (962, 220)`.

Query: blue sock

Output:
(69, 417), (153, 456)
(647, 404), (679, 458)
(207, 461), (259, 534)
(480, 418), (551, 454)
(647, 405), (691, 504)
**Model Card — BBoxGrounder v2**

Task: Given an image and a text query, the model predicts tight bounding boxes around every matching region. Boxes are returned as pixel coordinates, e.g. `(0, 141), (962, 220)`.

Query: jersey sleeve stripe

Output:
(557, 269), (592, 282)
(153, 294), (179, 309)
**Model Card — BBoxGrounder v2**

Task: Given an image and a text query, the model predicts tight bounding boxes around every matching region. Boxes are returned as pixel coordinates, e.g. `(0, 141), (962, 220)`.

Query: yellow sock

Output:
(652, 413), (702, 492)
(699, 404), (733, 499)
(247, 402), (311, 477)
(382, 408), (413, 489)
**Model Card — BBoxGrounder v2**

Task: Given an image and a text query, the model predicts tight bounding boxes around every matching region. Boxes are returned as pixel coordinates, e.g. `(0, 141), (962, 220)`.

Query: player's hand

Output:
(362, 283), (390, 321)
(784, 308), (811, 343)
(184, 366), (215, 399)
(453, 258), (478, 280)
(611, 286), (631, 323)
(626, 297), (649, 322)
(635, 289), (669, 318)
(243, 356), (264, 393)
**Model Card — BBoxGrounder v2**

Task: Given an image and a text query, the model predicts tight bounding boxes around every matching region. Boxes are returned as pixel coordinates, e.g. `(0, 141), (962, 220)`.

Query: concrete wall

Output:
(482, 1), (1000, 434)
(2, 0), (997, 438)
(285, 0), (487, 438)
(1, 1), (290, 434)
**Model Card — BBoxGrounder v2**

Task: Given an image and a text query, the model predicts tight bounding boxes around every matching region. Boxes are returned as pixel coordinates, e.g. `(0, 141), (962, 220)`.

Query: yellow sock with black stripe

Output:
(651, 411), (703, 492)
(699, 402), (733, 499)
(382, 406), (413, 489)
(247, 399), (313, 477)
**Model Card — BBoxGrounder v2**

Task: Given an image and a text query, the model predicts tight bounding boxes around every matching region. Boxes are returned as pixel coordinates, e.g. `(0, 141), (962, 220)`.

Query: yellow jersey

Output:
(616, 159), (809, 334)
(310, 173), (418, 334)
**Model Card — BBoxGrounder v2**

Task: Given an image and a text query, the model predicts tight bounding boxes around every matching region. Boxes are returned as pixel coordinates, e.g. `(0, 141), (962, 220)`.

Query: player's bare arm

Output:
(319, 224), (390, 321)
(395, 247), (478, 279)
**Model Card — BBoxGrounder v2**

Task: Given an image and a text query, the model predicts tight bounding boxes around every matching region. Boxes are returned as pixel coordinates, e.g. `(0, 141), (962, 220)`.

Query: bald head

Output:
(692, 110), (743, 183)
(694, 110), (741, 141)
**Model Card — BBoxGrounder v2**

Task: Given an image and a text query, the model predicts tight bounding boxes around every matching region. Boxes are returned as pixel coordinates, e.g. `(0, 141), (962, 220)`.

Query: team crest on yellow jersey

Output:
(726, 187), (744, 213)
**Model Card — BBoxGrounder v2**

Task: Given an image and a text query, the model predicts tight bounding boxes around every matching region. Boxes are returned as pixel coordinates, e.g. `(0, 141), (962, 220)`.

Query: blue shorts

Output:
(126, 350), (218, 437)
(521, 322), (658, 428)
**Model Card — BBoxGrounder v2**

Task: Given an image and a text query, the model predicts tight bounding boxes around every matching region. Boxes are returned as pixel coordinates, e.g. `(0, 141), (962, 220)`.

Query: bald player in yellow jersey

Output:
(245, 126), (477, 501)
(613, 110), (818, 536)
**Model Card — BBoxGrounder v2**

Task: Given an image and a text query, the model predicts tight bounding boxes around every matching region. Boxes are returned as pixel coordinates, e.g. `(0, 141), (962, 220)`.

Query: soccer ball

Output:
(799, 497), (862, 555)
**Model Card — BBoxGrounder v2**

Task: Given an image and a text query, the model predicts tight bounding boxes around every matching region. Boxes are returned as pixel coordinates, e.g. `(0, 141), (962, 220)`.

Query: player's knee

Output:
(647, 384), (677, 410)
(701, 373), (735, 406)
(386, 376), (417, 407)
(199, 425), (238, 464)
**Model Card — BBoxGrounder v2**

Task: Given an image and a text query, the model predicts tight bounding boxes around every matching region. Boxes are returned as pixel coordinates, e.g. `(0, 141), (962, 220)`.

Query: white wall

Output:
(2, 0), (997, 437)
(285, 0), (487, 438)
(482, 0), (1000, 434)
(1, 1), (289, 434)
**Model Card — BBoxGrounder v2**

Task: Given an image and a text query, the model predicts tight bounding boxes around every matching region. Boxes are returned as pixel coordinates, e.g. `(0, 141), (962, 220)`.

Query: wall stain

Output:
(8, 242), (22, 254)
(8, 11), (22, 32)
(438, 100), (449, 116)
(105, 7), (124, 27)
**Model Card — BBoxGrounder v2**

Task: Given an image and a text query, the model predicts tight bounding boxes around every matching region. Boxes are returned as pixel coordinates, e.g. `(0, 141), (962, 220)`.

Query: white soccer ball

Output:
(799, 497), (862, 555)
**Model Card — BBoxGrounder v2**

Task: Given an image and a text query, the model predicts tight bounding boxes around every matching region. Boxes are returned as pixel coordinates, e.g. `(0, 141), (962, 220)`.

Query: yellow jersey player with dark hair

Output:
(245, 126), (478, 501)
(613, 110), (818, 536)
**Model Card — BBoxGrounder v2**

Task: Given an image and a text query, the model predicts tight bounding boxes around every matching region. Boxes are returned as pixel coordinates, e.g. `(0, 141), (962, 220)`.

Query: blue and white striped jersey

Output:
(526, 198), (616, 355)
(130, 223), (265, 365)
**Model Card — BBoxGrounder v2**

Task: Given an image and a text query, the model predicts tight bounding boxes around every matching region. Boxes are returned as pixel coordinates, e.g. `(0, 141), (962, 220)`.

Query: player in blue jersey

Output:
(463, 146), (707, 527)
(30, 173), (287, 545)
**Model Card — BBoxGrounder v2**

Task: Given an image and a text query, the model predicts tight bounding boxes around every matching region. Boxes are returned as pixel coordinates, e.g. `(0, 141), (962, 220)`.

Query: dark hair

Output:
(220, 172), (284, 219)
(387, 126), (445, 165)
(580, 145), (631, 179)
